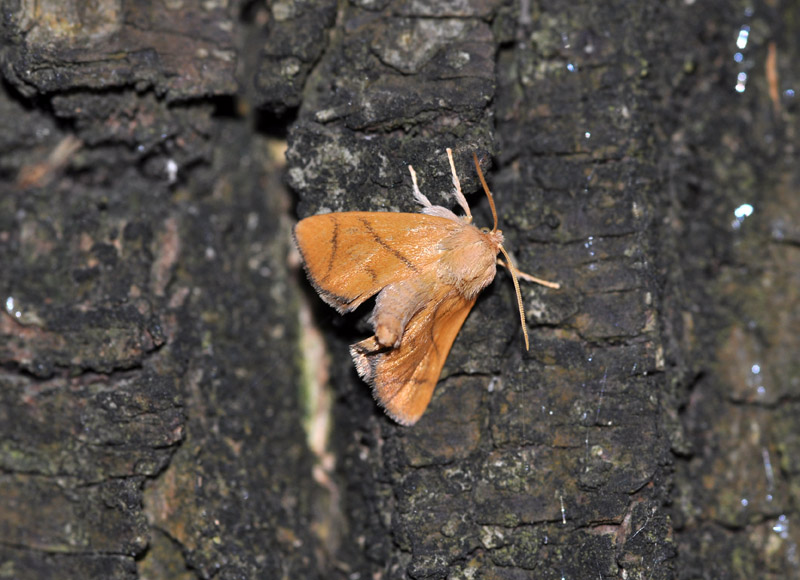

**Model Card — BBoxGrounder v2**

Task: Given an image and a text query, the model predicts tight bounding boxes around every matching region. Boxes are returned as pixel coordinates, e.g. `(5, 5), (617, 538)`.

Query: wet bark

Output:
(0, 1), (797, 579)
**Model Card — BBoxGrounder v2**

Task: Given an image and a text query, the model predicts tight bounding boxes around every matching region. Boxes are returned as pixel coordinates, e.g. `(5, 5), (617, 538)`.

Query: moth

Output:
(293, 149), (559, 425)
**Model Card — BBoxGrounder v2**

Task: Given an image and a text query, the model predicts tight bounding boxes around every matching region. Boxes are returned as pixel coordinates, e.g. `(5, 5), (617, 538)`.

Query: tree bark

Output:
(0, 1), (797, 579)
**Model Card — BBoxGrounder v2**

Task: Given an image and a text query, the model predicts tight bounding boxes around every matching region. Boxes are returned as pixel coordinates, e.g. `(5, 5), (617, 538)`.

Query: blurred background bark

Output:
(0, 1), (797, 578)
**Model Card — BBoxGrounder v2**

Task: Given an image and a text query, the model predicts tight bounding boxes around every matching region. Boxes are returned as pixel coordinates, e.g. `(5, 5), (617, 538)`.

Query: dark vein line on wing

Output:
(358, 216), (418, 272)
(323, 217), (340, 279)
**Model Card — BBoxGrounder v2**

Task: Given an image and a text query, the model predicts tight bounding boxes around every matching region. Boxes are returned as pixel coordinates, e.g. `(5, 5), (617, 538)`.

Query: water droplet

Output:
(4, 296), (21, 319)
(772, 514), (789, 537)
(736, 26), (750, 50)
(735, 71), (748, 93)
(732, 203), (753, 228)
(165, 159), (178, 183)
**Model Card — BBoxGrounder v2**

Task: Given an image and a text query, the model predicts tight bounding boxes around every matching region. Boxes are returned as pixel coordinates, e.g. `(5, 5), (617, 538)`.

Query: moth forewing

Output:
(293, 211), (460, 313)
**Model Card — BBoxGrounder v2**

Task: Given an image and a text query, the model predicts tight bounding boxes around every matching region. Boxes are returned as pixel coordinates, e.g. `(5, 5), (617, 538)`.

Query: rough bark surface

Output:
(0, 1), (797, 579)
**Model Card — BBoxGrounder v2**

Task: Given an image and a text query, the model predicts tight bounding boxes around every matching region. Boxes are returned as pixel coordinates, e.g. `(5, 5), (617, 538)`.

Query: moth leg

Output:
(370, 275), (432, 348)
(350, 336), (381, 384)
(497, 258), (560, 289)
(445, 148), (472, 219)
(408, 164), (433, 209)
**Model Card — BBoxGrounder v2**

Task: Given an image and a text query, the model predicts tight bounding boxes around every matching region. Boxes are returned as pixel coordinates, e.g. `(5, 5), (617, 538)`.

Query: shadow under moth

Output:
(293, 149), (559, 425)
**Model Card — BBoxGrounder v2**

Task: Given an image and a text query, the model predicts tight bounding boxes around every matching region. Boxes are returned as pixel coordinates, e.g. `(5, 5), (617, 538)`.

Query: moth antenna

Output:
(409, 164), (434, 209)
(497, 245), (530, 351)
(473, 152), (498, 233)
(446, 148), (472, 221)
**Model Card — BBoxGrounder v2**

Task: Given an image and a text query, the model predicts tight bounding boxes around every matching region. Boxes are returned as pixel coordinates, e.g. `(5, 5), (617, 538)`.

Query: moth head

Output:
(481, 226), (504, 252)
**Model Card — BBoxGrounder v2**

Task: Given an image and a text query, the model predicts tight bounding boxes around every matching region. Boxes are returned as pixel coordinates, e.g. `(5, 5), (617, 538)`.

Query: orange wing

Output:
(293, 212), (462, 312)
(350, 285), (478, 425)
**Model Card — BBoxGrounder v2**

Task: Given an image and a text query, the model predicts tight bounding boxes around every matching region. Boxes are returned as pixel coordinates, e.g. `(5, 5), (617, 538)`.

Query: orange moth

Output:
(293, 149), (560, 425)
